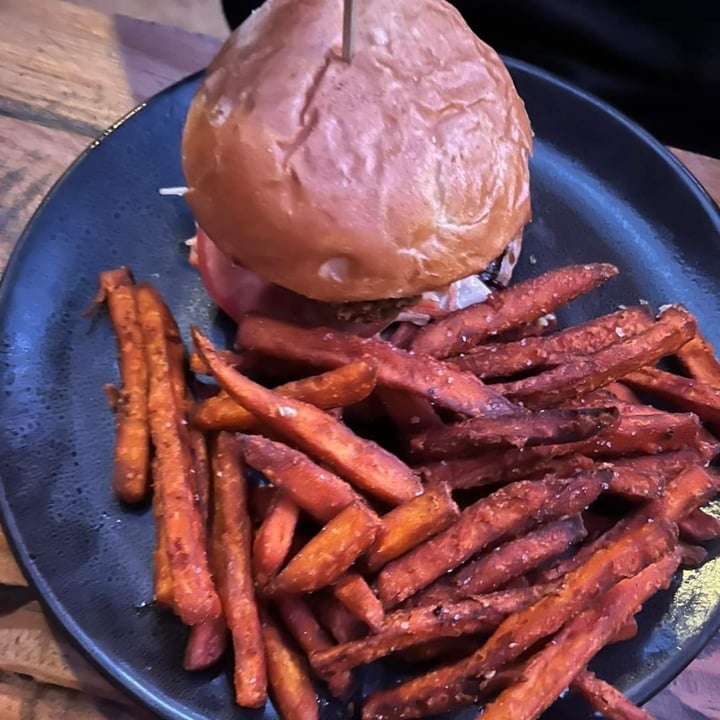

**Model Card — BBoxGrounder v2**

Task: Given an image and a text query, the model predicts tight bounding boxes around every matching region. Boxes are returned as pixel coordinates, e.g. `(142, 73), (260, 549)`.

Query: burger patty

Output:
(331, 247), (510, 324)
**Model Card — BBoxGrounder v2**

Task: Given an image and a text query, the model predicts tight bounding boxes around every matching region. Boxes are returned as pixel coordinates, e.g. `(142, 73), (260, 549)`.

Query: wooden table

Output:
(1, 1), (720, 718)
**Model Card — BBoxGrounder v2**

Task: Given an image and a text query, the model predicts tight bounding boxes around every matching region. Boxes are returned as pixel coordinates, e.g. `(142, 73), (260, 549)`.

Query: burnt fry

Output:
(365, 482), (460, 573)
(479, 552), (680, 720)
(267, 502), (382, 594)
(137, 285), (220, 626)
(212, 432), (267, 707)
(362, 519), (677, 720)
(236, 314), (518, 417)
(240, 435), (358, 522)
(193, 361), (378, 431)
(452, 305), (653, 378)
(376, 470), (608, 607)
(496, 305), (696, 408)
(410, 263), (619, 357)
(253, 492), (300, 588)
(262, 610), (319, 720)
(332, 573), (385, 632)
(96, 268), (150, 503)
(193, 327), (422, 505)
(410, 407), (619, 458)
(571, 670), (654, 720)
(275, 594), (353, 698)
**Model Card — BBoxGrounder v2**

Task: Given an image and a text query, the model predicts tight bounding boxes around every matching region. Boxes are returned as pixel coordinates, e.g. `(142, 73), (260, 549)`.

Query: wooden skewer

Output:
(342, 0), (356, 63)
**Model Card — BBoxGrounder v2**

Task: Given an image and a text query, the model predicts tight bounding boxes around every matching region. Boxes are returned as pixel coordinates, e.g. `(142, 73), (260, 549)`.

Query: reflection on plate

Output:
(1, 61), (720, 720)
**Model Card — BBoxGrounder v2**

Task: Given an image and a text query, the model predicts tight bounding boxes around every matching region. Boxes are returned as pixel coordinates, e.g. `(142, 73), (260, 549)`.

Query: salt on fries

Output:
(94, 261), (720, 720)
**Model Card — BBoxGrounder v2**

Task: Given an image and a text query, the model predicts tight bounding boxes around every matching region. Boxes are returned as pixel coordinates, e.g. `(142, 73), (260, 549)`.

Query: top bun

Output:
(182, 0), (533, 303)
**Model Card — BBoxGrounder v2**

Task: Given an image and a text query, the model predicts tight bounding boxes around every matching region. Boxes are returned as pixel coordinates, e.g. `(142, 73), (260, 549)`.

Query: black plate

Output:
(1, 60), (720, 720)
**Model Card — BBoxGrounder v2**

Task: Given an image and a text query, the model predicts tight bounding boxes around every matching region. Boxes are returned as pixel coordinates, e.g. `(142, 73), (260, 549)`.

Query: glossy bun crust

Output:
(182, 0), (533, 302)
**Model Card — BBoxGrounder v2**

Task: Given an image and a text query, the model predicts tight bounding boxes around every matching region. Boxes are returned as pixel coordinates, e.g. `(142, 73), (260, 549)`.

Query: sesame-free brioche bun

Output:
(182, 0), (533, 303)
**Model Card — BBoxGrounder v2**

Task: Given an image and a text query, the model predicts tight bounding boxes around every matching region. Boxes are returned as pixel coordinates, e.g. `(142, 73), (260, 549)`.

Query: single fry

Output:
(311, 592), (367, 644)
(137, 285), (220, 626)
(376, 470), (609, 607)
(313, 587), (545, 675)
(606, 464), (665, 500)
(571, 669), (654, 720)
(417, 517), (587, 605)
(410, 407), (619, 458)
(496, 305), (696, 408)
(212, 432), (267, 707)
(184, 616), (228, 672)
(676, 328), (720, 386)
(410, 263), (619, 357)
(95, 268), (150, 503)
(252, 492), (300, 588)
(418, 453), (595, 491)
(679, 508), (720, 544)
(267, 502), (382, 595)
(624, 366), (720, 425)
(479, 552), (680, 720)
(452, 306), (653, 378)
(332, 573), (385, 632)
(377, 388), (444, 439)
(680, 542), (708, 568)
(274, 594), (353, 698)
(362, 519), (676, 719)
(193, 327), (422, 505)
(151, 459), (174, 608)
(236, 314), (518, 417)
(365, 482), (460, 573)
(262, 611), (319, 720)
(240, 435), (358, 523)
(193, 361), (378, 431)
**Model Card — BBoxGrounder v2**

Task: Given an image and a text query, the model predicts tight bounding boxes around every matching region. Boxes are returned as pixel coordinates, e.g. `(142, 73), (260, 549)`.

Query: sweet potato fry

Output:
(605, 381), (643, 404)
(610, 617), (639, 644)
(624, 366), (720, 425)
(537, 464), (717, 584)
(493, 312), (558, 342)
(95, 268), (150, 504)
(183, 616), (228, 672)
(496, 305), (696, 408)
(235, 314), (517, 417)
(679, 508), (720, 544)
(240, 435), (358, 522)
(267, 502), (382, 595)
(410, 263), (619, 357)
(365, 482), (460, 573)
(377, 388), (444, 439)
(151, 460), (174, 608)
(193, 361), (378, 431)
(253, 492), (300, 588)
(452, 306), (653, 379)
(189, 348), (246, 375)
(362, 519), (677, 720)
(332, 573), (385, 632)
(312, 587), (546, 675)
(610, 450), (704, 480)
(274, 594), (353, 699)
(262, 610), (319, 720)
(418, 453), (594, 490)
(416, 517), (587, 605)
(194, 327), (422, 505)
(479, 551), (680, 720)
(675, 328), (720, 386)
(571, 669), (654, 720)
(680, 542), (708, 568)
(311, 592), (368, 644)
(410, 407), (619, 458)
(137, 285), (220, 626)
(376, 470), (609, 607)
(605, 464), (665, 500)
(212, 432), (267, 707)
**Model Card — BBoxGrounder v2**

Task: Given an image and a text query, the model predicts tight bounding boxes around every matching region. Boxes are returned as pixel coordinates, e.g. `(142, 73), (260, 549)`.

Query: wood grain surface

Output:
(1, 1), (720, 719)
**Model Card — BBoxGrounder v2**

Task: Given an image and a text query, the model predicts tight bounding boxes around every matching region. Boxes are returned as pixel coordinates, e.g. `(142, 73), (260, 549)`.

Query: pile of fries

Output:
(93, 262), (720, 720)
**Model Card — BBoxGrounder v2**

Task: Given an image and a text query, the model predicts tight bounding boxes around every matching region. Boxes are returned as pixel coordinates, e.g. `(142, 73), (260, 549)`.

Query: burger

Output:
(181, 0), (533, 335)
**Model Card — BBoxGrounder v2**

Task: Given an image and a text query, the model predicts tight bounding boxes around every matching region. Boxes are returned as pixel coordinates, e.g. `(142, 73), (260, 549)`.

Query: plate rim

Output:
(1, 58), (720, 720)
